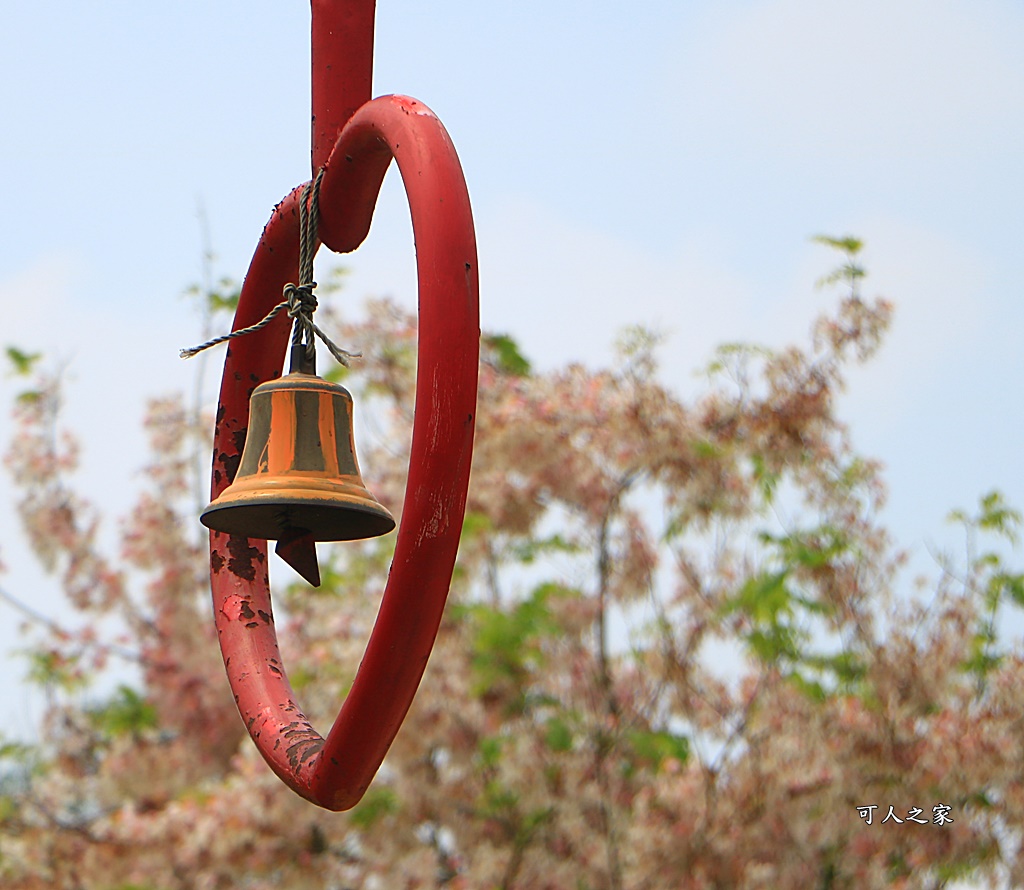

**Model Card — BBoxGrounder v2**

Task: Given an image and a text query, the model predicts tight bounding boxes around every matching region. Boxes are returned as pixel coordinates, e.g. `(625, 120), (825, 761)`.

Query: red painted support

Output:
(311, 0), (375, 173)
(210, 99), (478, 811)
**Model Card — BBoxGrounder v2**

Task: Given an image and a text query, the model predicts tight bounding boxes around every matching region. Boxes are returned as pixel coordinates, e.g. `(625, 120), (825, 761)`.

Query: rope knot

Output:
(285, 282), (318, 319)
(179, 168), (359, 368)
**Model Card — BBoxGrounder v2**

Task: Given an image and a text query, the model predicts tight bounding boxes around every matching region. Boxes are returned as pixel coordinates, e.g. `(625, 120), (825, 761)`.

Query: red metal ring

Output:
(209, 95), (479, 811)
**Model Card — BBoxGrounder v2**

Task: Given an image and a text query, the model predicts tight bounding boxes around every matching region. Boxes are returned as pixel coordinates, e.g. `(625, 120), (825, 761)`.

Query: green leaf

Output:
(349, 786), (398, 829)
(5, 346), (41, 376)
(747, 624), (804, 663)
(479, 735), (505, 768)
(962, 644), (1002, 679)
(692, 439), (721, 459)
(89, 685), (158, 737)
(316, 265), (351, 297)
(722, 571), (793, 624)
(0, 739), (34, 763)
(24, 649), (87, 691)
(205, 276), (242, 315)
(544, 717), (573, 753)
(995, 572), (1024, 607)
(0, 794), (18, 823)
(323, 364), (350, 384)
(627, 729), (689, 769)
(788, 672), (828, 702)
(949, 490), (1022, 545)
(751, 454), (779, 504)
(483, 333), (532, 377)
(482, 778), (519, 814)
(460, 584), (571, 710)
(811, 234), (863, 255)
(511, 533), (581, 564)
(811, 235), (867, 292)
(770, 526), (849, 569)
(978, 491), (1022, 544)
(461, 511), (494, 539)
(803, 650), (866, 685)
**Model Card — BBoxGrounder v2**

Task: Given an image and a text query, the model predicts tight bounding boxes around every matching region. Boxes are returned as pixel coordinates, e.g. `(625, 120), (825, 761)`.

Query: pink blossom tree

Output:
(1, 241), (1022, 889)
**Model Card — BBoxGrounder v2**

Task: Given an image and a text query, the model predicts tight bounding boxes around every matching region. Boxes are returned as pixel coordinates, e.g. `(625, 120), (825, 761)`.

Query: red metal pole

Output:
(311, 0), (376, 173)
(208, 2), (479, 811)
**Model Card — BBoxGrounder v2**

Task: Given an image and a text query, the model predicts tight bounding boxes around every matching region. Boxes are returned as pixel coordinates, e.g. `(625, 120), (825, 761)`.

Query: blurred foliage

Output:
(0, 244), (1021, 889)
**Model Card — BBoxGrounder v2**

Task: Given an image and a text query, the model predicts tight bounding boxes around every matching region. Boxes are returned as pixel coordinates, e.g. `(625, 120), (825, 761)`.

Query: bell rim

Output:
(200, 494), (396, 542)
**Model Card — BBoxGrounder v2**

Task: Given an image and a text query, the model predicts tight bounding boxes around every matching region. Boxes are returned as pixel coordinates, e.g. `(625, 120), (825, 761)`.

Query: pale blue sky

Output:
(2, 0), (1023, 761)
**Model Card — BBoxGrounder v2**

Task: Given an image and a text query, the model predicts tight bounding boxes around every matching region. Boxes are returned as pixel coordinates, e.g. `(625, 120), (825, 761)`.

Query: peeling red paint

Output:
(221, 594), (247, 622)
(217, 450), (242, 486)
(227, 535), (262, 580)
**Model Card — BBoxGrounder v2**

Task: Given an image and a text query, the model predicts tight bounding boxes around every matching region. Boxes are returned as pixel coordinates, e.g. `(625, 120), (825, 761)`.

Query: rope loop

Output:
(180, 167), (358, 366)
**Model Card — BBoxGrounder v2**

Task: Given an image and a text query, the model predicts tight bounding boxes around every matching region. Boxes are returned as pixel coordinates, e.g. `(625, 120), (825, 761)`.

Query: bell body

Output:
(201, 371), (395, 542)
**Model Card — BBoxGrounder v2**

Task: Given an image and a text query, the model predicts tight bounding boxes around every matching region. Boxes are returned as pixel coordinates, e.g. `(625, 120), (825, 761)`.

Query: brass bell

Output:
(201, 344), (395, 586)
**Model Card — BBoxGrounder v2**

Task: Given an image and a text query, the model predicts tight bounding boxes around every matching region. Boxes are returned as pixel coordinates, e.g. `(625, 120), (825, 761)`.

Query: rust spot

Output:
(240, 602), (256, 620)
(268, 663), (283, 676)
(298, 741), (322, 765)
(211, 551), (224, 573)
(234, 694), (239, 703)
(216, 404), (226, 424)
(213, 468), (223, 485)
(232, 429), (247, 455)
(465, 262), (472, 271)
(250, 373), (259, 383)
(217, 449), (241, 484)
(331, 757), (339, 767)
(227, 536), (262, 581)
(285, 727), (325, 771)
(234, 371), (242, 381)
(245, 621), (260, 628)
(258, 609), (272, 624)
(247, 716), (256, 731)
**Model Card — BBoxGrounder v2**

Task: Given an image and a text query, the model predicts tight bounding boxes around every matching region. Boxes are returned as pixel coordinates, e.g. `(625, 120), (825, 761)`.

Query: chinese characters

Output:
(857, 804), (954, 826)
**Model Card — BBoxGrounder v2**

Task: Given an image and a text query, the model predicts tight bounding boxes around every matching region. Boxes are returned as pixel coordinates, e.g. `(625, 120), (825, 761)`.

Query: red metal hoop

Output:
(208, 94), (479, 810)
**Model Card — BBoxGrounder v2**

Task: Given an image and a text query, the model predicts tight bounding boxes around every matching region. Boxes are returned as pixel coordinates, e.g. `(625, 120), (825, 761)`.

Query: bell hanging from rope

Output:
(200, 343), (395, 587)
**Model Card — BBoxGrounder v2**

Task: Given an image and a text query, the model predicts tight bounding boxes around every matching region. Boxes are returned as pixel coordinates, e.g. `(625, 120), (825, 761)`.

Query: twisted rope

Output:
(180, 169), (358, 366)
